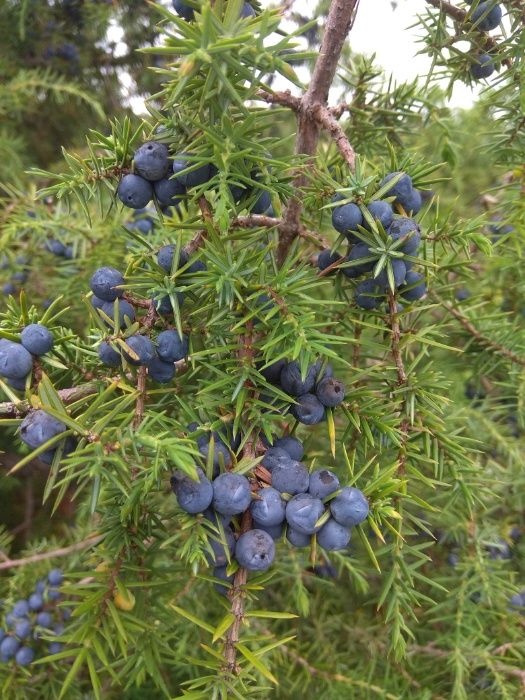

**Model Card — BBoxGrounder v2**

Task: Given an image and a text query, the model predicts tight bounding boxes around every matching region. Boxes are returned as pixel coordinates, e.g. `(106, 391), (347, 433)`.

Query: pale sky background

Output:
(114, 0), (480, 112)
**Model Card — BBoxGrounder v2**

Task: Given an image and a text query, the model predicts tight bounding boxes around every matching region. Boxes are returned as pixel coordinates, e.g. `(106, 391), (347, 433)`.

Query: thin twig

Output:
(317, 255), (346, 278)
(434, 293), (525, 368)
(233, 214), (281, 229)
(387, 291), (409, 475)
(388, 292), (408, 386)
(198, 196), (214, 226)
(223, 514), (250, 675)
(330, 101), (351, 119)
(0, 534), (103, 571)
(424, 0), (512, 68)
(425, 0), (466, 23)
(233, 215), (331, 252)
(122, 293), (151, 310)
(299, 227), (332, 250)
(0, 382), (99, 419)
(32, 357), (43, 389)
(278, 640), (401, 700)
(185, 229), (208, 256)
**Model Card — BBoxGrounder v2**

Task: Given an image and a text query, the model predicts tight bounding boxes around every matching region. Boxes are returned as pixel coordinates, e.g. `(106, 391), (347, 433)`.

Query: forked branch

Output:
(277, 0), (360, 263)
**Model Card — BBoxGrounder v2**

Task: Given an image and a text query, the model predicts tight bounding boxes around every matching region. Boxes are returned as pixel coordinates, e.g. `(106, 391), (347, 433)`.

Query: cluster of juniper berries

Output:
(319, 171), (427, 310)
(0, 569), (68, 666)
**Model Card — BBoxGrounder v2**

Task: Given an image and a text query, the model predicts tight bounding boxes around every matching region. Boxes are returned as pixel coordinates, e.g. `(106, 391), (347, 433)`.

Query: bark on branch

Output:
(256, 92), (356, 171)
(387, 292), (410, 475)
(311, 103), (356, 171)
(0, 534), (103, 571)
(277, 0), (360, 264)
(425, 0), (466, 23)
(0, 382), (99, 419)
(223, 330), (258, 675)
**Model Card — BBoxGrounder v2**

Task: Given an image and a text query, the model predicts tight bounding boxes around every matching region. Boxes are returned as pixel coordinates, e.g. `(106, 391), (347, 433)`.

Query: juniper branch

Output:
(0, 534), (104, 571)
(233, 215), (331, 250)
(424, 0), (512, 67)
(223, 324), (258, 676)
(223, 515), (250, 675)
(424, 0), (466, 23)
(434, 293), (525, 368)
(311, 103), (356, 171)
(387, 291), (409, 474)
(0, 382), (99, 419)
(256, 90), (356, 169)
(277, 639), (401, 700)
(233, 214), (281, 229)
(256, 89), (301, 111)
(278, 0), (360, 264)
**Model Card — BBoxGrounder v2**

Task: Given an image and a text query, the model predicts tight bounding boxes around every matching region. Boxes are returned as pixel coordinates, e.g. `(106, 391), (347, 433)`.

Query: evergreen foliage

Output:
(1, 1), (525, 698)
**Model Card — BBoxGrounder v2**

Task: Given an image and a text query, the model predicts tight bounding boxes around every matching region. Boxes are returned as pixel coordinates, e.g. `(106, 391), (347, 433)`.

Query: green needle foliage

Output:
(0, 1), (525, 698)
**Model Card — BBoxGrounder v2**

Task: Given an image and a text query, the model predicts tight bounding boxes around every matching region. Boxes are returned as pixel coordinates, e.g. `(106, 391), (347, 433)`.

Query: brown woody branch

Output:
(223, 513), (250, 675)
(233, 214), (281, 229)
(185, 196), (216, 257)
(0, 382), (99, 419)
(256, 89), (301, 111)
(185, 229), (208, 256)
(122, 293), (151, 309)
(317, 254), (346, 278)
(0, 533), (103, 571)
(330, 101), (351, 119)
(198, 196), (214, 226)
(256, 91), (356, 171)
(425, 0), (466, 22)
(89, 165), (131, 183)
(300, 227), (332, 250)
(312, 104), (356, 171)
(387, 291), (410, 475)
(233, 215), (331, 250)
(223, 325), (258, 676)
(277, 0), (360, 264)
(388, 292), (408, 386)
